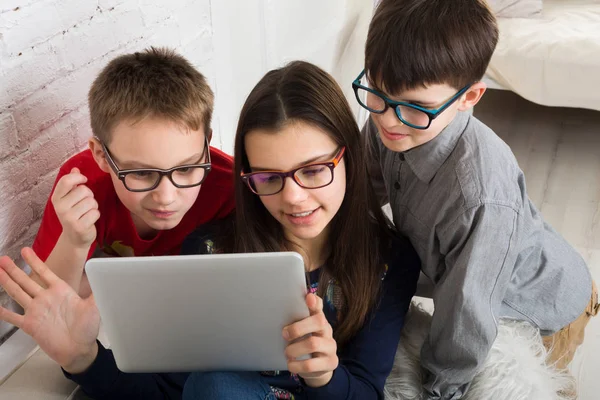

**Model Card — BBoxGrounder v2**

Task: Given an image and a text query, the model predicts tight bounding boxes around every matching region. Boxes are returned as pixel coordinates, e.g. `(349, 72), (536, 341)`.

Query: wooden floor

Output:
(475, 89), (600, 400)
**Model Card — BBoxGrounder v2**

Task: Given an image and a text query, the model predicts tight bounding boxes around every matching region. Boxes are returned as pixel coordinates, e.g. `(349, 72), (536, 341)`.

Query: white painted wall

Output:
(0, 0), (372, 343)
(211, 0), (372, 152)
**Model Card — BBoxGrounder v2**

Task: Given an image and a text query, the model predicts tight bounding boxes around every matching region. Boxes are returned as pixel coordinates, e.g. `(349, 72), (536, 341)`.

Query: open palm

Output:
(0, 248), (100, 371)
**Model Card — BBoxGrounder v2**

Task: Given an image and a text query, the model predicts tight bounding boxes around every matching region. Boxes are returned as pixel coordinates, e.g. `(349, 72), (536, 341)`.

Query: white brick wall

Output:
(0, 0), (216, 341)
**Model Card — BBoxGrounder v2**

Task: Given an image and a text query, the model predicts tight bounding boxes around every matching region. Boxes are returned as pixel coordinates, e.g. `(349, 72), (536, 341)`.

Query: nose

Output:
(380, 105), (403, 127)
(151, 176), (177, 206)
(280, 177), (308, 205)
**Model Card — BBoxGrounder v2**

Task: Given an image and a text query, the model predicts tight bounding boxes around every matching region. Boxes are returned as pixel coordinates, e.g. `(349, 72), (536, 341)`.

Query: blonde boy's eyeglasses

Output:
(101, 136), (212, 192)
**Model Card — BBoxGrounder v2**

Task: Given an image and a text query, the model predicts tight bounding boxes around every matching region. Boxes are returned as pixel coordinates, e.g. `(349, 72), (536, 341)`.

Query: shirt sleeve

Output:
(63, 341), (188, 400)
(302, 238), (421, 399)
(421, 204), (520, 400)
(362, 118), (389, 207)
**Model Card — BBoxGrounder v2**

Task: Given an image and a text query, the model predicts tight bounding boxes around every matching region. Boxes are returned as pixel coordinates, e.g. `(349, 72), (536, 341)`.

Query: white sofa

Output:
(485, 0), (600, 111)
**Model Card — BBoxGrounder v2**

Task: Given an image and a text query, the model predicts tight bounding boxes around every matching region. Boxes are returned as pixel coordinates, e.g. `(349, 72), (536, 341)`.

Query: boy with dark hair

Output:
(354, 0), (595, 398)
(32, 47), (234, 297)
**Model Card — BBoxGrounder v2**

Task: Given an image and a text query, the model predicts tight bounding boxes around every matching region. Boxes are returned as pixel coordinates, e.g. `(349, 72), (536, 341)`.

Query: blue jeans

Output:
(183, 371), (277, 400)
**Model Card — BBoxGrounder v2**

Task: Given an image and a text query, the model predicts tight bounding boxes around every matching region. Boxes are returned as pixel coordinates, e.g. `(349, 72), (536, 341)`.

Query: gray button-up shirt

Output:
(364, 111), (591, 399)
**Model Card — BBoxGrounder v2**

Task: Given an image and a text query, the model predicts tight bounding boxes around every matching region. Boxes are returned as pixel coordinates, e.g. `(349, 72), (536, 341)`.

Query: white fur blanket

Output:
(384, 305), (576, 400)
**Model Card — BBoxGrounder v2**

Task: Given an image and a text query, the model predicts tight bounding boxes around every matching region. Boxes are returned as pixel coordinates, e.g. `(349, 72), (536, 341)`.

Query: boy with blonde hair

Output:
(32, 47), (234, 297)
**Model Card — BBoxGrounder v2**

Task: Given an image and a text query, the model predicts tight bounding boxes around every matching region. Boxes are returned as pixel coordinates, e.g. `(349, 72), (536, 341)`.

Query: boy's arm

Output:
(361, 119), (389, 206)
(31, 168), (99, 295)
(421, 204), (519, 400)
(41, 234), (93, 296)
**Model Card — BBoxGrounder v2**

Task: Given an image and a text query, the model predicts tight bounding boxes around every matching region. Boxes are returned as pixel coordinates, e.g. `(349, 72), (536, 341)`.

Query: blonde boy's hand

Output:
(0, 248), (100, 374)
(51, 167), (100, 248)
(283, 293), (339, 388)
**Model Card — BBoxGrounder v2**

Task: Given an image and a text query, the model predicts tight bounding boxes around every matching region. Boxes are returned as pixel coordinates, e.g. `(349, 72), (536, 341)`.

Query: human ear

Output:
(457, 81), (487, 112)
(88, 137), (111, 174)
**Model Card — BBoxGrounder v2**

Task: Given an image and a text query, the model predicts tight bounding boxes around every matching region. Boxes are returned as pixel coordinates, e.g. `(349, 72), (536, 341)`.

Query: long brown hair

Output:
(226, 61), (394, 345)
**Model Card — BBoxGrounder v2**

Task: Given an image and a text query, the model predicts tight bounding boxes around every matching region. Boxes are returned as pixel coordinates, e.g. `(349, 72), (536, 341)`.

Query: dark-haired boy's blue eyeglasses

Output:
(352, 70), (472, 130)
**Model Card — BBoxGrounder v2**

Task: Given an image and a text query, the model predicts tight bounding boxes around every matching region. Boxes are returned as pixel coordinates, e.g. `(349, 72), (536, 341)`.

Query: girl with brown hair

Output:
(182, 60), (420, 399)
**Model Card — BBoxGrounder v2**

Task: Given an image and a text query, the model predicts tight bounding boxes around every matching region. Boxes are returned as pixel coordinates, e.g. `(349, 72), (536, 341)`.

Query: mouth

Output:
(285, 207), (321, 225)
(381, 126), (409, 141)
(290, 210), (315, 217)
(148, 209), (176, 219)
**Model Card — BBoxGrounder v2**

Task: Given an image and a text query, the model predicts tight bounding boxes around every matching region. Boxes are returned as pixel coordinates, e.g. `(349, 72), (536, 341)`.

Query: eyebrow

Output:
(117, 152), (204, 169)
(250, 151), (335, 172)
(388, 92), (440, 108)
(383, 90), (438, 107)
(368, 79), (439, 107)
(407, 99), (439, 107)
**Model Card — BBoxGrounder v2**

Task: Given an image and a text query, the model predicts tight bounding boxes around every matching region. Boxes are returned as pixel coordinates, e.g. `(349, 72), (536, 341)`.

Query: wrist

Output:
(62, 341), (99, 375)
(303, 371), (334, 388)
(58, 233), (94, 251)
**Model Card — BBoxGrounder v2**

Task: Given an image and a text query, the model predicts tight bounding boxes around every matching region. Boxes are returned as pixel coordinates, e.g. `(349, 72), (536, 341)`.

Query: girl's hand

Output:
(282, 293), (338, 387)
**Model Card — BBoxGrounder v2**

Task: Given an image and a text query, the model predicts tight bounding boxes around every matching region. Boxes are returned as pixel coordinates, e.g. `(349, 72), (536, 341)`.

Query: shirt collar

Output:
(403, 111), (470, 183)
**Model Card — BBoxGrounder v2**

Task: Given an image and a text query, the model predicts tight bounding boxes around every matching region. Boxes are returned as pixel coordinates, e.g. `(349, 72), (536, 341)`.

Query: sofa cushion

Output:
(487, 0), (543, 18)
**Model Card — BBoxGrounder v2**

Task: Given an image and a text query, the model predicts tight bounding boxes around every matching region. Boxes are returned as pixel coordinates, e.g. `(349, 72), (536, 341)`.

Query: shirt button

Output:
(398, 153), (406, 162)
(394, 181), (401, 190)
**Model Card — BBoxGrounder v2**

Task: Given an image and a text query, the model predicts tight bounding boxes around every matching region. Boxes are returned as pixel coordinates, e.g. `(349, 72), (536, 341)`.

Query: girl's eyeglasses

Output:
(241, 147), (346, 196)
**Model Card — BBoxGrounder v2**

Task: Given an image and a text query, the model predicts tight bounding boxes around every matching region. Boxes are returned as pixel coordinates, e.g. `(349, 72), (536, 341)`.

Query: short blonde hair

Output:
(89, 47), (214, 143)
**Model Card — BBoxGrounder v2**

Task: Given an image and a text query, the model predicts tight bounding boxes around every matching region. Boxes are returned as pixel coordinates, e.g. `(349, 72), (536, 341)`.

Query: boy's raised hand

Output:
(283, 293), (339, 388)
(51, 167), (100, 248)
(0, 247), (100, 374)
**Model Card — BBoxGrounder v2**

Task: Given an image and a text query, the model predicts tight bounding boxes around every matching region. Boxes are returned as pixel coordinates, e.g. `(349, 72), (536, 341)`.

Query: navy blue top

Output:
(65, 221), (420, 399)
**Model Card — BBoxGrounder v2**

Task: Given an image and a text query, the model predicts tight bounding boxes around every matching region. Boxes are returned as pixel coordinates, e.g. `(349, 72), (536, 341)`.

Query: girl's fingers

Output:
(306, 293), (323, 315)
(283, 313), (329, 341)
(287, 353), (339, 375)
(285, 335), (336, 361)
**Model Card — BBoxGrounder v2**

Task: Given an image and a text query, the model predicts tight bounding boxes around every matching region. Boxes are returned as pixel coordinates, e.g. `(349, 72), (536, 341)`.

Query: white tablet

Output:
(85, 252), (309, 373)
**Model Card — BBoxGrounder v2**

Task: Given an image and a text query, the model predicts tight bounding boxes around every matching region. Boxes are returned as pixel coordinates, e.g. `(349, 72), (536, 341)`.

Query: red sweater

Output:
(32, 147), (235, 260)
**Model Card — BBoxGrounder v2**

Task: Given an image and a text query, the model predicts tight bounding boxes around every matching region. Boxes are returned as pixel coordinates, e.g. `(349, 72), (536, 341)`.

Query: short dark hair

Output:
(89, 47), (213, 144)
(365, 0), (498, 93)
